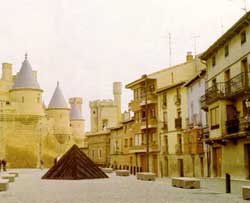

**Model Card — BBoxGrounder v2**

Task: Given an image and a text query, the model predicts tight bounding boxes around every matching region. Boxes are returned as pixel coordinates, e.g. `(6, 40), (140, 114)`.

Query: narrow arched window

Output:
(22, 96), (24, 103)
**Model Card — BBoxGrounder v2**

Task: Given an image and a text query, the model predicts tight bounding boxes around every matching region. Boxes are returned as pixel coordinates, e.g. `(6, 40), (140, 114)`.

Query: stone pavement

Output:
(0, 169), (248, 203)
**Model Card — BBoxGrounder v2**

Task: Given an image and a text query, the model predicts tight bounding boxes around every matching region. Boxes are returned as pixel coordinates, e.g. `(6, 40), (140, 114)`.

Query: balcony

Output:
(140, 93), (157, 105)
(140, 118), (157, 129)
(226, 119), (240, 134)
(225, 72), (250, 98)
(175, 117), (182, 129)
(201, 72), (250, 106)
(129, 143), (159, 153)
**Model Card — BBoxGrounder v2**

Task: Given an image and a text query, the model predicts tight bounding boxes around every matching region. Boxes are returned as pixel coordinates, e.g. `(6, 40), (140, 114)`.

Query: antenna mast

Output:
(242, 0), (247, 13)
(169, 33), (172, 67)
(193, 35), (200, 56)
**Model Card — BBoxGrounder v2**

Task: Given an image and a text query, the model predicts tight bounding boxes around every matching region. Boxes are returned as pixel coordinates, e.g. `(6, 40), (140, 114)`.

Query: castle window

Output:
(37, 97), (40, 103)
(22, 96), (24, 103)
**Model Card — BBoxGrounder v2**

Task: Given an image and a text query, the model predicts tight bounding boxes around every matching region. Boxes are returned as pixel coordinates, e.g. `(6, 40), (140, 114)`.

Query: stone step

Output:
(172, 177), (200, 189)
(116, 170), (130, 176)
(1, 174), (15, 183)
(0, 179), (9, 191)
(137, 172), (156, 181)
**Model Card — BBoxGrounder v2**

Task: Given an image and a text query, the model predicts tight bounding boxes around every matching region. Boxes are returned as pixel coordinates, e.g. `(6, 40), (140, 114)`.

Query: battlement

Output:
(89, 99), (114, 107)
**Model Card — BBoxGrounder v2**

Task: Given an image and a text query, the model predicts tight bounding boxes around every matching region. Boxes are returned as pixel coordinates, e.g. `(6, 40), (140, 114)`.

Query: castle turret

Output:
(69, 97), (85, 138)
(9, 54), (44, 116)
(113, 82), (122, 122)
(47, 82), (70, 144)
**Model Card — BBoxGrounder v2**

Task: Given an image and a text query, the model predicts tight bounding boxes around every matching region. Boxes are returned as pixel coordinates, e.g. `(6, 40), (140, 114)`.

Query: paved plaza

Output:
(0, 169), (248, 203)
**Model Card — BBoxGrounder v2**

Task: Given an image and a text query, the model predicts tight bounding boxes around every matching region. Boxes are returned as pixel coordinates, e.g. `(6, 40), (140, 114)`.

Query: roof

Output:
(184, 69), (206, 87)
(12, 54), (41, 90)
(48, 82), (69, 109)
(156, 81), (185, 94)
(70, 103), (83, 120)
(125, 75), (156, 89)
(200, 11), (250, 60)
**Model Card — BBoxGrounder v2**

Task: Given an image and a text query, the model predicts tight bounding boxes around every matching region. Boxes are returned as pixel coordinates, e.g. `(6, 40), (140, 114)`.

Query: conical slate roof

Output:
(42, 144), (108, 180)
(48, 82), (68, 109)
(70, 103), (83, 120)
(12, 54), (40, 90)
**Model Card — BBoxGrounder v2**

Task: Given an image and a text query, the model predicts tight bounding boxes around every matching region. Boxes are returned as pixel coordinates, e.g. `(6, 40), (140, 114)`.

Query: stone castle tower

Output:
(0, 54), (85, 168)
(89, 82), (122, 133)
(69, 97), (85, 138)
(47, 82), (71, 144)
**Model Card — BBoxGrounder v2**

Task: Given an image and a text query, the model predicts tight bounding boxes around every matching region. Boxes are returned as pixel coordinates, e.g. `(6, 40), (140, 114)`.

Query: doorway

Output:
(244, 144), (250, 179)
(213, 147), (222, 177)
(178, 159), (184, 177)
(152, 155), (158, 175)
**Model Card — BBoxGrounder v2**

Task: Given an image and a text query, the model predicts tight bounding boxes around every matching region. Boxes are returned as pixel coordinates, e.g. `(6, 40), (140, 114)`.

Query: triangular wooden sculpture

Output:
(42, 144), (108, 180)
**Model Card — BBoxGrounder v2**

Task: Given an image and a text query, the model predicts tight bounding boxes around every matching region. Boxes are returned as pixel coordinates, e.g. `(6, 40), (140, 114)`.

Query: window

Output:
(134, 89), (139, 100)
(212, 55), (216, 67)
(176, 87), (181, 99)
(210, 106), (219, 129)
(241, 30), (246, 44)
(22, 96), (24, 103)
(37, 97), (40, 103)
(149, 84), (155, 92)
(141, 110), (146, 121)
(102, 119), (108, 130)
(163, 112), (168, 124)
(92, 150), (95, 158)
(124, 139), (128, 147)
(129, 138), (133, 147)
(163, 93), (167, 106)
(224, 44), (229, 57)
(98, 149), (102, 159)
(150, 107), (156, 118)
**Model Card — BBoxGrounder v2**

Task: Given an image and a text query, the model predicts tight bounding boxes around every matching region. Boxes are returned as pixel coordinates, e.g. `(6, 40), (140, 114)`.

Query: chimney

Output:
(186, 51), (193, 62)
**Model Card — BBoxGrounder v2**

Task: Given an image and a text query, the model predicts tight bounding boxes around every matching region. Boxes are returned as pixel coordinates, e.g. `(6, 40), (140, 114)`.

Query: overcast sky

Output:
(0, 0), (246, 130)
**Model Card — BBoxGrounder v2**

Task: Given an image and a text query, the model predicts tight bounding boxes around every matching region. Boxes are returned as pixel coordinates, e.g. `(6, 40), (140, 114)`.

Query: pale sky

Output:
(0, 0), (246, 130)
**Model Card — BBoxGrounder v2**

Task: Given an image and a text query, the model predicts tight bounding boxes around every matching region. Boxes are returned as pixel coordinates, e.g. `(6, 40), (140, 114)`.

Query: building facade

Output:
(200, 11), (250, 179)
(126, 52), (205, 176)
(84, 82), (122, 166)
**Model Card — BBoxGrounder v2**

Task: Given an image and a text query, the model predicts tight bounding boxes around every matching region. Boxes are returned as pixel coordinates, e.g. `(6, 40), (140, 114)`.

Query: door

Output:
(178, 159), (184, 177)
(245, 144), (250, 179)
(213, 147), (222, 177)
(140, 154), (146, 172)
(152, 155), (158, 175)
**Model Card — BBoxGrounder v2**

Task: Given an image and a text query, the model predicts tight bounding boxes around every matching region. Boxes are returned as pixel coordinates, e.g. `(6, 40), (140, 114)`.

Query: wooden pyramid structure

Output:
(42, 144), (108, 180)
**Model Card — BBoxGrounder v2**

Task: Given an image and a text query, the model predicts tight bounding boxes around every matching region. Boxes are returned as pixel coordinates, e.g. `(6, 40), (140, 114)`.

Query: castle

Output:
(0, 54), (85, 168)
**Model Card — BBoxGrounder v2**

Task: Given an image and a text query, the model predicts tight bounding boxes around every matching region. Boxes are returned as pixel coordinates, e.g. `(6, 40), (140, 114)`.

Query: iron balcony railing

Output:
(201, 72), (250, 106)
(226, 116), (250, 135)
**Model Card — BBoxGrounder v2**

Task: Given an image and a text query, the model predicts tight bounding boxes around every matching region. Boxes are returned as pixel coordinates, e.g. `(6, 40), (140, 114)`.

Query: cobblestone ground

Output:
(0, 169), (248, 203)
